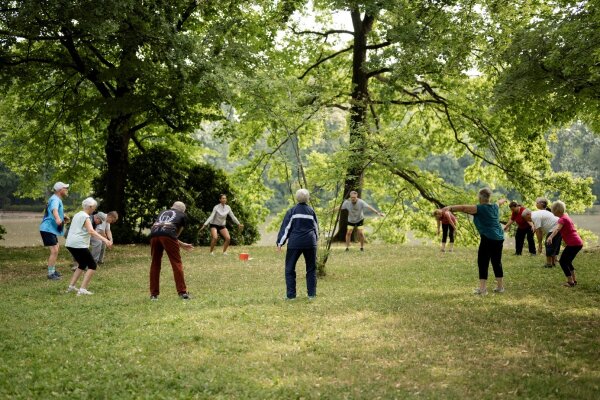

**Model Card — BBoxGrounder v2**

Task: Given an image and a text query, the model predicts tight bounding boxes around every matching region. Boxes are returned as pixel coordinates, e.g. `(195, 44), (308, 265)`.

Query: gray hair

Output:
(349, 191), (358, 197)
(82, 197), (98, 210)
(95, 212), (107, 222)
(478, 187), (492, 203)
(551, 200), (565, 215)
(296, 188), (310, 203)
(535, 197), (548, 207)
(171, 201), (186, 212)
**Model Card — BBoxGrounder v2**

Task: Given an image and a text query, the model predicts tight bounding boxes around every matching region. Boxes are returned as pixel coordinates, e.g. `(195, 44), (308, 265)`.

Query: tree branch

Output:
(366, 41), (391, 50)
(291, 27), (355, 37)
(366, 68), (391, 78)
(177, 0), (199, 31)
(298, 46), (353, 79)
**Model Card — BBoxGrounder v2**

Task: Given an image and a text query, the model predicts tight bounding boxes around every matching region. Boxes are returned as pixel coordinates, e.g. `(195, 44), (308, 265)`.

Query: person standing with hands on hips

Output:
(546, 201), (583, 287)
(277, 189), (319, 300)
(39, 182), (70, 280)
(201, 194), (243, 256)
(442, 188), (507, 295)
(340, 191), (384, 252)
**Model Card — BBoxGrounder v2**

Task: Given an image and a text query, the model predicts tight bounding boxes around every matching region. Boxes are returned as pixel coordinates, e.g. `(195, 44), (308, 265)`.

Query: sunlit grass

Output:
(0, 244), (599, 399)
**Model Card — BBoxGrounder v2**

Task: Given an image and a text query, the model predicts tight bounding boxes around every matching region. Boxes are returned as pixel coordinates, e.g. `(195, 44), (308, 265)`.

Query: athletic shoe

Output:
(308, 295), (316, 300)
(47, 273), (61, 280)
(53, 271), (62, 277)
(543, 264), (553, 268)
(222, 252), (229, 256)
(360, 248), (364, 252)
(473, 288), (488, 295)
(345, 248), (349, 252)
(493, 287), (505, 293)
(286, 297), (296, 301)
(210, 252), (215, 256)
(77, 288), (93, 296)
(150, 295), (158, 301)
(179, 292), (191, 300)
(66, 285), (77, 293)
(71, 265), (78, 271)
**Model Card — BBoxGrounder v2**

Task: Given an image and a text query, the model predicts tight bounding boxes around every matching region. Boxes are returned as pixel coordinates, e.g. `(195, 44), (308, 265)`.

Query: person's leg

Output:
(98, 242), (106, 263)
(209, 227), (218, 254)
(79, 269), (96, 290)
(90, 239), (102, 263)
(69, 268), (83, 287)
(149, 237), (164, 297)
(163, 237), (187, 295)
(514, 228), (525, 255)
(490, 239), (504, 290)
(559, 246), (581, 285)
(345, 226), (353, 250)
(48, 244), (59, 271)
(303, 247), (317, 297)
(221, 228), (231, 254)
(477, 237), (491, 292)
(526, 229), (536, 255)
(285, 248), (302, 299)
(441, 224), (449, 252)
(357, 228), (365, 250)
(447, 225), (455, 252)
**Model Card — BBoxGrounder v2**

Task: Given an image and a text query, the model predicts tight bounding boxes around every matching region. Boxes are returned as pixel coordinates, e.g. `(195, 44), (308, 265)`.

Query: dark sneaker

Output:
(150, 295), (158, 301)
(345, 248), (349, 252)
(47, 273), (61, 280)
(179, 293), (191, 300)
(53, 271), (61, 277)
(360, 248), (364, 252)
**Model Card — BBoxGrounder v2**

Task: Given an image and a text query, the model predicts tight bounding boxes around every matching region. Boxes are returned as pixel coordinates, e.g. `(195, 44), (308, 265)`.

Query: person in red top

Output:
(504, 201), (536, 256)
(434, 209), (457, 252)
(546, 201), (583, 287)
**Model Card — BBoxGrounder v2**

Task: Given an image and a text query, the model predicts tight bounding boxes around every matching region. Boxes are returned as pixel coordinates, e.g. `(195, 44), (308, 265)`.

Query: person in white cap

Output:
(39, 182), (70, 280)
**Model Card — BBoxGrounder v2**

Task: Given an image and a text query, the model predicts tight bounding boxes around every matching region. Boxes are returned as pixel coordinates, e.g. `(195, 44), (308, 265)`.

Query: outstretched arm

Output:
(442, 205), (477, 215)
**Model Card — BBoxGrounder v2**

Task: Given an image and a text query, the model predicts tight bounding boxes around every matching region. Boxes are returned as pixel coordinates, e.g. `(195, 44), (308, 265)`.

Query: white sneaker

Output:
(493, 287), (505, 293)
(210, 252), (215, 256)
(473, 288), (488, 296)
(66, 285), (78, 293)
(222, 252), (229, 256)
(77, 288), (93, 296)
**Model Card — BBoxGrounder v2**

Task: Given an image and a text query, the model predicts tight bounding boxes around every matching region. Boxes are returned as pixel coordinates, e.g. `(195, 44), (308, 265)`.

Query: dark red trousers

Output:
(150, 236), (187, 296)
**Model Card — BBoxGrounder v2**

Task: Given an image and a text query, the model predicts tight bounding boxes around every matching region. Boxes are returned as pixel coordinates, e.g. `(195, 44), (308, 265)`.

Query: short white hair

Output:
(172, 201), (186, 212)
(82, 197), (97, 210)
(551, 200), (566, 215)
(296, 189), (310, 203)
(478, 187), (492, 203)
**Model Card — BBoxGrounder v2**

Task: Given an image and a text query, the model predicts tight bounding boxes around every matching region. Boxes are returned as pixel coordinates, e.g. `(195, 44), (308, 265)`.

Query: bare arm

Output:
(84, 219), (112, 247)
(547, 223), (563, 243)
(367, 204), (384, 216)
(442, 205), (477, 215)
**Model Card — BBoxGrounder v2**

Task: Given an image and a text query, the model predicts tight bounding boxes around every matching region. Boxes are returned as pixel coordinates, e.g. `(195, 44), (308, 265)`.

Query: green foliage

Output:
(0, 224), (5, 240)
(93, 146), (260, 245)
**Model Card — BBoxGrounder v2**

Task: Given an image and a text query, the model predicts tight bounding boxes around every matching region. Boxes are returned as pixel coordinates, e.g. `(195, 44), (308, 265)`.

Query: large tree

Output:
(224, 0), (595, 244)
(0, 1), (288, 219)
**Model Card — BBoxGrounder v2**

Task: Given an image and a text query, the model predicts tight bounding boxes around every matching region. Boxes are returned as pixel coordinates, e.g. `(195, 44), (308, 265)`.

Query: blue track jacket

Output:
(276, 203), (319, 249)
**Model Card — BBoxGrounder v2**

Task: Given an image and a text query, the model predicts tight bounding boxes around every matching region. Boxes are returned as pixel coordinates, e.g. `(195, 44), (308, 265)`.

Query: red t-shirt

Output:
(511, 207), (530, 229)
(439, 211), (456, 225)
(558, 214), (583, 246)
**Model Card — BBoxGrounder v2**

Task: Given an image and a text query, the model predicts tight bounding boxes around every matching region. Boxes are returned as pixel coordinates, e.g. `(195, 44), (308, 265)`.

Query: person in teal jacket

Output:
(442, 188), (508, 295)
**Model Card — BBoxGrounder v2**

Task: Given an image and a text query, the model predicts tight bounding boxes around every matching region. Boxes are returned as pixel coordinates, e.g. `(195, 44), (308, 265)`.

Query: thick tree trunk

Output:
(103, 116), (132, 242)
(333, 10), (373, 242)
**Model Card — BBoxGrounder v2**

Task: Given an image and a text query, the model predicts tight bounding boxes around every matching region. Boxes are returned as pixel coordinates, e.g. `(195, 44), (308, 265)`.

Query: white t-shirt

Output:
(203, 204), (240, 226)
(341, 198), (369, 223)
(531, 210), (559, 234)
(66, 211), (92, 248)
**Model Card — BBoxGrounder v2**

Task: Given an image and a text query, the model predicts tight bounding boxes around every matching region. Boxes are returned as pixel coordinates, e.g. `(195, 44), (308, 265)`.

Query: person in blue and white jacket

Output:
(276, 189), (319, 300)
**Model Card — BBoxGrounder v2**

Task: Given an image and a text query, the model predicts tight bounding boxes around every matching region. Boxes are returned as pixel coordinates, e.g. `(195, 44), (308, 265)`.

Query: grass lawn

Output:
(1, 243), (599, 399)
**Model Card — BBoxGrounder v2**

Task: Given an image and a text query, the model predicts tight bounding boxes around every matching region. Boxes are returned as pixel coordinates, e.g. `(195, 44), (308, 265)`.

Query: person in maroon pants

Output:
(149, 201), (193, 300)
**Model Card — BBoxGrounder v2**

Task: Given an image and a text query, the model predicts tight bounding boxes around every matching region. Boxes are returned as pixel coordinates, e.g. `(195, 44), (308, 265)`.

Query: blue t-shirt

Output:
(39, 194), (65, 236)
(473, 203), (504, 240)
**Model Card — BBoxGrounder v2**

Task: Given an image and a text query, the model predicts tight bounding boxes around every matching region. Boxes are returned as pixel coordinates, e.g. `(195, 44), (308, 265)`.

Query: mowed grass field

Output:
(1, 241), (599, 399)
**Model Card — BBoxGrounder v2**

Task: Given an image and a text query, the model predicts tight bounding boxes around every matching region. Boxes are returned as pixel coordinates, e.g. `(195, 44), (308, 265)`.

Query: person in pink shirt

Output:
(434, 209), (457, 252)
(546, 201), (583, 287)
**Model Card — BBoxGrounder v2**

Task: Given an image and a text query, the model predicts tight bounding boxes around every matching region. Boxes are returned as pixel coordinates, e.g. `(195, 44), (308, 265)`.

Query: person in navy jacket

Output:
(277, 189), (319, 299)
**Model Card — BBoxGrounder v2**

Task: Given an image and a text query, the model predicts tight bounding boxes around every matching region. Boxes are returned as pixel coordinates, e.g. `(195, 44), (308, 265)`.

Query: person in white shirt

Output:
(527, 208), (561, 268)
(340, 191), (384, 252)
(200, 194), (243, 255)
(65, 198), (112, 296)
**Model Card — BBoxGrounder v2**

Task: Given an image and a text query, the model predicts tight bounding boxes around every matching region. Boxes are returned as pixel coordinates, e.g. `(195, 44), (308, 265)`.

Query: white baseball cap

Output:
(53, 182), (70, 191)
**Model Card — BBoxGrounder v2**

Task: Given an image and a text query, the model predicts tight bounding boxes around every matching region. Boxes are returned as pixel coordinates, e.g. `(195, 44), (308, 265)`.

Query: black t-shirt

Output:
(150, 209), (187, 239)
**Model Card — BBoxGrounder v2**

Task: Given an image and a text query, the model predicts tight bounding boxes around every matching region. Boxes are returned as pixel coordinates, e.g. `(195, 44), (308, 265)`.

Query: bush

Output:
(94, 146), (260, 245)
(0, 224), (6, 240)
